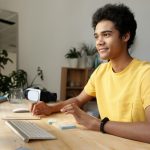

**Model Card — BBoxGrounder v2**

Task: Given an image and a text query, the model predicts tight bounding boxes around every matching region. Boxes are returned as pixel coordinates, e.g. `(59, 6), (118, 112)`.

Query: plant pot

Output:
(86, 56), (95, 68)
(78, 54), (87, 68)
(68, 58), (78, 68)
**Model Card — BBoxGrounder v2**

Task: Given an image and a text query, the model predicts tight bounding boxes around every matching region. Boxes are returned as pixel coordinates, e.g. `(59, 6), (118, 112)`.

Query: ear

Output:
(122, 32), (130, 42)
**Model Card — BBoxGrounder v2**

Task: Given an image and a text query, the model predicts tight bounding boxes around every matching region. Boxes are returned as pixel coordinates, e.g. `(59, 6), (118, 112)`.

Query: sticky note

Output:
(53, 123), (76, 130)
(59, 124), (76, 130)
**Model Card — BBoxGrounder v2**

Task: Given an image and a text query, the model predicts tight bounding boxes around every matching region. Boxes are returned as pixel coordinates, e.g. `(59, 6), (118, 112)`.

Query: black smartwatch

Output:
(100, 117), (109, 133)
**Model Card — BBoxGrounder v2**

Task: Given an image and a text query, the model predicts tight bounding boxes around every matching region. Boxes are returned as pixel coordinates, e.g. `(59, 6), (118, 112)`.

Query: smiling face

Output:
(94, 20), (129, 61)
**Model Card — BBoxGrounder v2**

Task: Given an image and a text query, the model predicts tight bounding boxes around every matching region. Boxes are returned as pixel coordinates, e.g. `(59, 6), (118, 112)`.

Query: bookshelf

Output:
(60, 67), (93, 100)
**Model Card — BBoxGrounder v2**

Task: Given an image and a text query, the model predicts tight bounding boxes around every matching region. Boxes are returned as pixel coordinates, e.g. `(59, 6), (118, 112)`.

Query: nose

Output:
(96, 36), (104, 46)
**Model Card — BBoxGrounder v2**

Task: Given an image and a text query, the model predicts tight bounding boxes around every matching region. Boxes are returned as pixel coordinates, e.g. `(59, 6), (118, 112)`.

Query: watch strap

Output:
(100, 117), (109, 133)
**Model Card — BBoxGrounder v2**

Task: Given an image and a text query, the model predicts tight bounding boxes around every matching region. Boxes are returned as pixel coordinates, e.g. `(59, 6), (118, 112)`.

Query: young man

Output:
(31, 4), (150, 143)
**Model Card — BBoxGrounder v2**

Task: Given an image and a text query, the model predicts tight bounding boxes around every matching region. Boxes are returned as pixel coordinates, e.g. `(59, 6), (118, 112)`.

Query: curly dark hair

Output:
(92, 3), (137, 49)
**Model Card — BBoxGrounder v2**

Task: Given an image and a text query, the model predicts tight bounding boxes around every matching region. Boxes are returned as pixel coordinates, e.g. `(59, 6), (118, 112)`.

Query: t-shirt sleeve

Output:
(141, 69), (150, 109)
(84, 67), (99, 97)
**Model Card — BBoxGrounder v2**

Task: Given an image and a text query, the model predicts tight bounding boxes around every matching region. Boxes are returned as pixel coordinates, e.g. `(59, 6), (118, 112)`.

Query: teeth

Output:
(100, 49), (106, 51)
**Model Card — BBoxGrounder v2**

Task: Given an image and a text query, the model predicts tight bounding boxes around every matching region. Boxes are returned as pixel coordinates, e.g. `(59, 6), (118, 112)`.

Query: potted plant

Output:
(0, 49), (28, 96)
(80, 43), (97, 68)
(80, 43), (97, 56)
(9, 69), (28, 89)
(0, 69), (28, 96)
(65, 47), (81, 68)
(0, 74), (12, 95)
(0, 49), (13, 73)
(0, 49), (13, 95)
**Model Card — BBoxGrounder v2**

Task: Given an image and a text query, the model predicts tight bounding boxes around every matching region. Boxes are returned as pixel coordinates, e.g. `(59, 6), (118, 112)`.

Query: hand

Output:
(61, 103), (100, 131)
(30, 101), (53, 116)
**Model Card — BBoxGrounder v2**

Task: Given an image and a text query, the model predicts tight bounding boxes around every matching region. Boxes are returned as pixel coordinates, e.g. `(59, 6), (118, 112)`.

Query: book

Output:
(0, 96), (7, 103)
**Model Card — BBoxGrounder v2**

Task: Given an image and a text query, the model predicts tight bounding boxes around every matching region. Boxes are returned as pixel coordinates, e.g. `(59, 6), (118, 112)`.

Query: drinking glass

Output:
(9, 88), (24, 104)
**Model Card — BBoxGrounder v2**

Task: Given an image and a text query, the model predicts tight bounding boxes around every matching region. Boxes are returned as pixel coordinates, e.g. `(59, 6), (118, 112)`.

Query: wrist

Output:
(88, 118), (100, 131)
(100, 117), (109, 133)
(47, 105), (55, 115)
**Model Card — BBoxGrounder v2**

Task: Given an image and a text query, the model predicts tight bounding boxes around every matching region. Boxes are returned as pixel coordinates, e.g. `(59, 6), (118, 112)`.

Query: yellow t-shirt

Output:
(84, 58), (150, 122)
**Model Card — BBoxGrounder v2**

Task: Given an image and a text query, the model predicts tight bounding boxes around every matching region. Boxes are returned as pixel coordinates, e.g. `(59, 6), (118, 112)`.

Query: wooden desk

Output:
(0, 101), (150, 150)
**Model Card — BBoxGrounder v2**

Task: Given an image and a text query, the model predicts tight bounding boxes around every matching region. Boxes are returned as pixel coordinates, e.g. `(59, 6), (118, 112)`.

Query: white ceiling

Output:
(0, 9), (18, 53)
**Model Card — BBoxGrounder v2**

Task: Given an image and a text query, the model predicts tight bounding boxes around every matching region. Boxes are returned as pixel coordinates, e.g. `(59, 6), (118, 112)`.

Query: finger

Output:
(30, 101), (42, 112)
(70, 103), (80, 113)
(33, 109), (40, 115)
(64, 108), (75, 114)
(61, 104), (73, 113)
(32, 104), (39, 115)
(33, 101), (44, 109)
(62, 104), (80, 115)
(67, 103), (79, 114)
(30, 102), (36, 112)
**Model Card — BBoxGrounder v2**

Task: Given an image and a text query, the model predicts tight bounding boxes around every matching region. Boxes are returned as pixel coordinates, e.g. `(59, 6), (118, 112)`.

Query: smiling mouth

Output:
(98, 48), (108, 52)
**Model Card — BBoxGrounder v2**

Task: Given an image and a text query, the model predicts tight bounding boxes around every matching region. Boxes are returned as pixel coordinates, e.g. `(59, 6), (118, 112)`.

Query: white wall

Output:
(0, 0), (150, 99)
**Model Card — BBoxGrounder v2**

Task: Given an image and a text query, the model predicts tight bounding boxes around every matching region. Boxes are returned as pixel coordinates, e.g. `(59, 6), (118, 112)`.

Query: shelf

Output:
(60, 67), (93, 100)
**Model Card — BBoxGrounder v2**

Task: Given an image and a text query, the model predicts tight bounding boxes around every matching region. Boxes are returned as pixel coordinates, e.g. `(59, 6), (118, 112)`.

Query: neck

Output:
(110, 55), (133, 73)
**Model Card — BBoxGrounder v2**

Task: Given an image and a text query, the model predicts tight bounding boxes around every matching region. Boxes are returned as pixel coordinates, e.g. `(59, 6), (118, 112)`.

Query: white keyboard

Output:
(5, 120), (56, 142)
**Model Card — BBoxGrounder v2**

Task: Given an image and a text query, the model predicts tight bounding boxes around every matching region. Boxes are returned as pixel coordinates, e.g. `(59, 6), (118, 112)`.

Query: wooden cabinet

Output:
(60, 67), (93, 100)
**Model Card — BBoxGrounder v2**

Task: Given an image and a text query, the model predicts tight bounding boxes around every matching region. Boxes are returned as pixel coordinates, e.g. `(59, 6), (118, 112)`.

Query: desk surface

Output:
(0, 101), (150, 150)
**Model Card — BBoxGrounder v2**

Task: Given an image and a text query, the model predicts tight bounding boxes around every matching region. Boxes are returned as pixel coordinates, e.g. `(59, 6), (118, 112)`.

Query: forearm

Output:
(104, 121), (150, 143)
(31, 90), (93, 116)
(50, 97), (83, 113)
(50, 90), (92, 114)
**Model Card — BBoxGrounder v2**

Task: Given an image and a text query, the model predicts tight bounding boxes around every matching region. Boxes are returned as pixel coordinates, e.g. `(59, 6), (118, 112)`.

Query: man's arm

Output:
(62, 104), (150, 143)
(104, 105), (150, 143)
(30, 90), (94, 115)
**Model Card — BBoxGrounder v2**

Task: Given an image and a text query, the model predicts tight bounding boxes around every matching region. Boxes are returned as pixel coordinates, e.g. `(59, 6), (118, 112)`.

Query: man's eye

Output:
(104, 33), (111, 37)
(94, 35), (98, 39)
